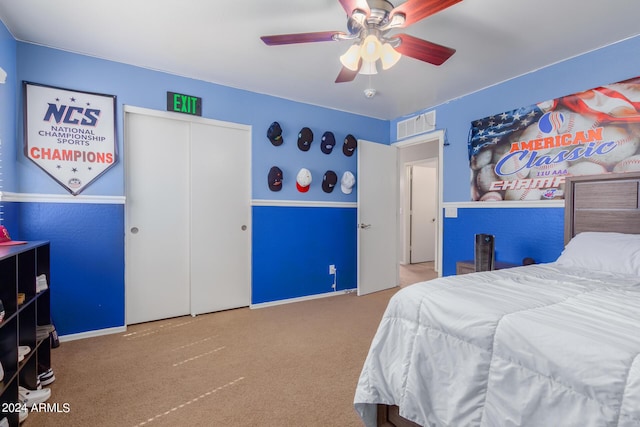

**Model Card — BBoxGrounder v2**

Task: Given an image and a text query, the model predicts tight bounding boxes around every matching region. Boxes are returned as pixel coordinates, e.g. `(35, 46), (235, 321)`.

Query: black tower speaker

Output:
(475, 234), (495, 272)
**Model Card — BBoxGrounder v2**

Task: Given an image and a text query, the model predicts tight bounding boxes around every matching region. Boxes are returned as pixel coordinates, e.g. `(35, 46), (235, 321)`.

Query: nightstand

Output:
(456, 260), (519, 275)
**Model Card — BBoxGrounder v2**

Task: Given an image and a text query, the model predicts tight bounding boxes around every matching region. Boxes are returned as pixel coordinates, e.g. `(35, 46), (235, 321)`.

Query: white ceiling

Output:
(1, 0), (639, 120)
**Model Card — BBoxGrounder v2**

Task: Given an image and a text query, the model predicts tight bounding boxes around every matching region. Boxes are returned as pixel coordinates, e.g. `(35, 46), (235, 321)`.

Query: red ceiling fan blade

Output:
(391, 0), (462, 27)
(338, 0), (370, 17)
(394, 34), (456, 65)
(261, 31), (345, 45)
(335, 60), (362, 83)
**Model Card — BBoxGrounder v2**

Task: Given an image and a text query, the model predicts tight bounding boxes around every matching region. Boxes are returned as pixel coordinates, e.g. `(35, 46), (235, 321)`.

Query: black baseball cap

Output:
(321, 131), (336, 154)
(297, 127), (313, 151)
(322, 170), (338, 193)
(343, 134), (357, 156)
(267, 122), (283, 146)
(268, 166), (283, 191)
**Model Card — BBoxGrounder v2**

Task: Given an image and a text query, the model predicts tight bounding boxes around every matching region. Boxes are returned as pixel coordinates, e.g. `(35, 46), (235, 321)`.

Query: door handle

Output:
(359, 223), (372, 229)
(130, 227), (139, 234)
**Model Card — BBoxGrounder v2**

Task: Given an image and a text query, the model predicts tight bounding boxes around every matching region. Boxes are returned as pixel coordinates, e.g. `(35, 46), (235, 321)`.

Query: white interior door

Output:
(357, 140), (398, 296)
(190, 122), (251, 315)
(410, 165), (436, 263)
(125, 112), (191, 324)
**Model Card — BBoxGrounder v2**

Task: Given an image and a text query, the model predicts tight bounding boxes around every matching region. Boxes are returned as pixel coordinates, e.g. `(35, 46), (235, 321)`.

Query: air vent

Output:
(397, 110), (436, 140)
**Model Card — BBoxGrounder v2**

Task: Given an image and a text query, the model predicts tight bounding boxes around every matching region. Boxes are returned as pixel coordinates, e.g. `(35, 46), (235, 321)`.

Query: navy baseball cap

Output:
(343, 134), (357, 156)
(322, 170), (338, 193)
(297, 127), (313, 151)
(268, 166), (283, 191)
(267, 122), (283, 146)
(321, 131), (336, 154)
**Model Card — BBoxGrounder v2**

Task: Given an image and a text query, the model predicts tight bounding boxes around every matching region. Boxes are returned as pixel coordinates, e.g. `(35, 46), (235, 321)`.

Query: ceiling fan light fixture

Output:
(359, 59), (378, 75)
(380, 43), (401, 70)
(388, 13), (406, 28)
(340, 44), (362, 71)
(360, 34), (382, 62)
(351, 9), (368, 26)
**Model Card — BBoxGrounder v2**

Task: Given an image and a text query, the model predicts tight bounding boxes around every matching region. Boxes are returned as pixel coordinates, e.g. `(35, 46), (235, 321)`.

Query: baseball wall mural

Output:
(468, 76), (640, 201)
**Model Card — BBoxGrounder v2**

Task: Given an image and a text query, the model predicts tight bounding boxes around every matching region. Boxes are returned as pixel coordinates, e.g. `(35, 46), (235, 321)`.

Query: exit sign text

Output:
(167, 92), (202, 116)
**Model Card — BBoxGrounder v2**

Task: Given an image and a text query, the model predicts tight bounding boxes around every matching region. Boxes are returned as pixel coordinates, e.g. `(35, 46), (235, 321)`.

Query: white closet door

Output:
(189, 122), (251, 315)
(125, 112), (191, 324)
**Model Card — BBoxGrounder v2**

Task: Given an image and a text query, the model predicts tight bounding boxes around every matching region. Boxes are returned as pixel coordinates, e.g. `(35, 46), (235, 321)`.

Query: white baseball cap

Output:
(296, 168), (312, 192)
(341, 171), (355, 194)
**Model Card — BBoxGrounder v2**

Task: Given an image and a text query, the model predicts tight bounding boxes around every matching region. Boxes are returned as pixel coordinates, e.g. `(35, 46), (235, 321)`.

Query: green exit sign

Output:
(167, 92), (202, 116)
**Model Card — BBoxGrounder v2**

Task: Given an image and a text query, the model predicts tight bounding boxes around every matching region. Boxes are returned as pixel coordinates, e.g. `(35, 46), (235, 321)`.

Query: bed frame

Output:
(375, 171), (640, 427)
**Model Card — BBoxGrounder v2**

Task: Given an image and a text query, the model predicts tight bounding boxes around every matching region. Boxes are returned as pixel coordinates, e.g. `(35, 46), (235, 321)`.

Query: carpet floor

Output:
(26, 287), (402, 427)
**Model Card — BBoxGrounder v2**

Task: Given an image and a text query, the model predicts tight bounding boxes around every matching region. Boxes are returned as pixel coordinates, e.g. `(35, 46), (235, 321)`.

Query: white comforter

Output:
(354, 263), (640, 427)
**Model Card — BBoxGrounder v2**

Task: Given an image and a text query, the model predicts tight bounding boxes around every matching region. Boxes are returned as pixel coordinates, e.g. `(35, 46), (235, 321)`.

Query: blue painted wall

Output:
(0, 24), (388, 335)
(252, 206), (357, 303)
(0, 21), (16, 194)
(17, 202), (125, 335)
(3, 14), (640, 335)
(393, 35), (640, 275)
(442, 208), (565, 274)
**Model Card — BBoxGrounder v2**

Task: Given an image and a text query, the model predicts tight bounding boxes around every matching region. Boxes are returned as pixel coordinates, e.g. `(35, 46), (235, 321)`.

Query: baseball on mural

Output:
(479, 191), (503, 202)
(613, 154), (640, 172)
(476, 164), (500, 192)
(505, 187), (543, 201)
(588, 125), (640, 169)
(567, 161), (608, 176)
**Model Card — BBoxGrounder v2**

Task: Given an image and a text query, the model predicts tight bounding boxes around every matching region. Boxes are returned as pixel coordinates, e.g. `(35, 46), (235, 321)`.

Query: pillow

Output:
(555, 232), (640, 276)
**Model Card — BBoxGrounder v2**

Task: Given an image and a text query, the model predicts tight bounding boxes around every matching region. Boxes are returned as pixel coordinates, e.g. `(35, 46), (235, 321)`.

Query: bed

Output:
(354, 171), (640, 427)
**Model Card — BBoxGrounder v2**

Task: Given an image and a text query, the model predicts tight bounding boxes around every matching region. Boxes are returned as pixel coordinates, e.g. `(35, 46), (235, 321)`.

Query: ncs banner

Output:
(468, 76), (640, 201)
(24, 82), (117, 195)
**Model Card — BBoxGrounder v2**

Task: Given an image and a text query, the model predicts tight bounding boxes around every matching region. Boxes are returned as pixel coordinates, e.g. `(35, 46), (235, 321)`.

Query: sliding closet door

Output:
(125, 112), (191, 324)
(190, 122), (251, 315)
(126, 108), (251, 325)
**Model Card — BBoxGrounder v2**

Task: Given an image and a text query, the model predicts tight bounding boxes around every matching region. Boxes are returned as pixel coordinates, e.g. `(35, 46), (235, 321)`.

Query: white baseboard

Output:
(59, 325), (126, 342)
(250, 288), (357, 309)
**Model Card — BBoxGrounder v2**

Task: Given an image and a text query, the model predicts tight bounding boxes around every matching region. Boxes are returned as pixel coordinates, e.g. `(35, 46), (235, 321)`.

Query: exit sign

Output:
(167, 92), (202, 116)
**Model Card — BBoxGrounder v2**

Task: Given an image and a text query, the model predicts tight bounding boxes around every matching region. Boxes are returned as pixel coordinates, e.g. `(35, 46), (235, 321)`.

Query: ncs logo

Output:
(43, 103), (101, 126)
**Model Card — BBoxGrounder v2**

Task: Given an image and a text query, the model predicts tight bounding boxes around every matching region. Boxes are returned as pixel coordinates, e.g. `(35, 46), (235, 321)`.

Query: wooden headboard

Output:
(564, 171), (640, 244)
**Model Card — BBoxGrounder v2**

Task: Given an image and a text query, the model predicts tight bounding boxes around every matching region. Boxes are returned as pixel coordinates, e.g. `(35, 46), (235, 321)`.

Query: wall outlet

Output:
(329, 264), (336, 274)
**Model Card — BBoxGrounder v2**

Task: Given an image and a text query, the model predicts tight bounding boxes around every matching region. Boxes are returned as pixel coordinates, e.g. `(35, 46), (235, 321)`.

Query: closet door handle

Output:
(130, 227), (139, 234)
(241, 225), (247, 231)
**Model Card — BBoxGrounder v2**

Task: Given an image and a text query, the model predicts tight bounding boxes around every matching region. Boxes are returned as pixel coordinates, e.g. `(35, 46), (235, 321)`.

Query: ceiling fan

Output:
(260, 0), (461, 83)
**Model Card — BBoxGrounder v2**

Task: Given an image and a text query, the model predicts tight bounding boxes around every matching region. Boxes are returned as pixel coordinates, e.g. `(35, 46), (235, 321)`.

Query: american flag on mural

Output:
(467, 103), (552, 160)
(559, 76), (640, 125)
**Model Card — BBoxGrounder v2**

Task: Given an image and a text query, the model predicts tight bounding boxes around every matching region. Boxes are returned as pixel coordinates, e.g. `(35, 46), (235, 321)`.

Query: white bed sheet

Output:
(354, 263), (640, 427)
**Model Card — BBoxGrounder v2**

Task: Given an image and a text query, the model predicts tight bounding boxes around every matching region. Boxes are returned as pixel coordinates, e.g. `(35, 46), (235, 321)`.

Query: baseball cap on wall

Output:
(320, 131), (336, 154)
(267, 122), (283, 146)
(297, 127), (314, 151)
(322, 170), (338, 193)
(268, 166), (283, 191)
(0, 226), (26, 246)
(341, 171), (356, 194)
(296, 168), (312, 192)
(343, 134), (357, 156)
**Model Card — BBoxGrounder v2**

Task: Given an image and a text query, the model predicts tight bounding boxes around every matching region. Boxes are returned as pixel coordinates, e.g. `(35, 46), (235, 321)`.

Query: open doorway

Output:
(395, 131), (443, 287)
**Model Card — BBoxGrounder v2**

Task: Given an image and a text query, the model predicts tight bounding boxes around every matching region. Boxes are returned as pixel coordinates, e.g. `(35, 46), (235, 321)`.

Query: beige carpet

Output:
(399, 261), (438, 287)
(26, 288), (401, 427)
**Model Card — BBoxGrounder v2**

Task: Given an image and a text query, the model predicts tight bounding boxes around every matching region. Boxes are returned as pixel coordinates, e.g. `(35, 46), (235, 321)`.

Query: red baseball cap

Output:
(0, 226), (26, 246)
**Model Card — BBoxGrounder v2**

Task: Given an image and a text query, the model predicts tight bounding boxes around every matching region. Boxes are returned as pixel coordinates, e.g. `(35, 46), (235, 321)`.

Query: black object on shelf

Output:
(474, 234), (495, 272)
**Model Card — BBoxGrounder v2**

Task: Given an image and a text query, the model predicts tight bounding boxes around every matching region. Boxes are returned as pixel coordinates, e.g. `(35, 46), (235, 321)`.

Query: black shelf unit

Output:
(0, 241), (51, 426)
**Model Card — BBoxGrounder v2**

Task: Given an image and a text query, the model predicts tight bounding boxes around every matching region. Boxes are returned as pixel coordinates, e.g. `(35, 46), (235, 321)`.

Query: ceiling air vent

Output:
(397, 110), (436, 140)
